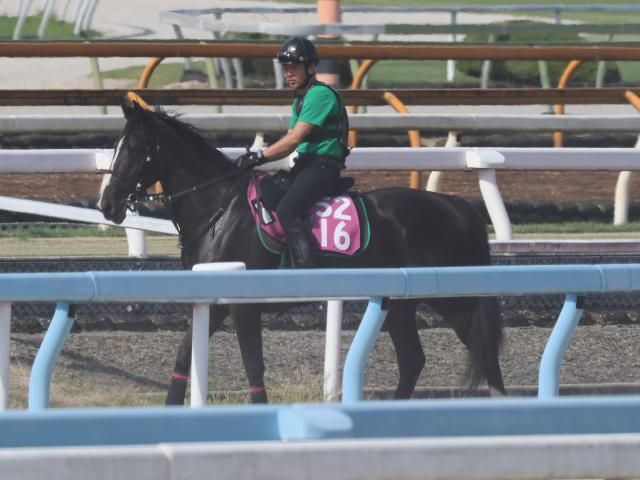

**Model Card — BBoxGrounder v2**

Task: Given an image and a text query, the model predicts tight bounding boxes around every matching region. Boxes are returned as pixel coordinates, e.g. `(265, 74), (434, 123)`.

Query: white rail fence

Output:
(1, 113), (640, 133)
(3, 123), (640, 401)
(2, 144), (640, 244)
(2, 111), (639, 231)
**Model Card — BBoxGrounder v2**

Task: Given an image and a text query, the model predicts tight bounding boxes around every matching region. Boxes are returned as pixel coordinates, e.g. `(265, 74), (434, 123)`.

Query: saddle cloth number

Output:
(310, 195), (360, 254)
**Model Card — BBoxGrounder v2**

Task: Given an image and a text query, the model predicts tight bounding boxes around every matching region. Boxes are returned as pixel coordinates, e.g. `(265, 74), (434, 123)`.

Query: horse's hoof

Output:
(250, 389), (268, 404)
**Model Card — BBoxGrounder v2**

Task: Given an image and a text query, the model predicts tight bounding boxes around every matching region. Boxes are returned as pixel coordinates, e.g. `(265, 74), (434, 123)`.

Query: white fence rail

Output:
(1, 113), (640, 133)
(2, 146), (640, 241)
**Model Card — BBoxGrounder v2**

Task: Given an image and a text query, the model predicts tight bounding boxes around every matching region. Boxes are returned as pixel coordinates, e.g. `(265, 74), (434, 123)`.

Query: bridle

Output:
(111, 137), (252, 251)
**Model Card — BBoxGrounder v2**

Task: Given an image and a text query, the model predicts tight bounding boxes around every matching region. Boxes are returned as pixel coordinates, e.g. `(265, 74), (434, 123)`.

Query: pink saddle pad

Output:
(247, 175), (362, 256)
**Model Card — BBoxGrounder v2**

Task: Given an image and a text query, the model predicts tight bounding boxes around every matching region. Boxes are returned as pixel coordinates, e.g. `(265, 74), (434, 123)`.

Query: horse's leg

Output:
(231, 304), (268, 404)
(385, 300), (425, 399)
(429, 297), (506, 397)
(165, 305), (227, 405)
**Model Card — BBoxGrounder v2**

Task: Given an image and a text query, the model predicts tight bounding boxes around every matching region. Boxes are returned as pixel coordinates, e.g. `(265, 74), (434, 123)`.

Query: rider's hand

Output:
(236, 150), (266, 169)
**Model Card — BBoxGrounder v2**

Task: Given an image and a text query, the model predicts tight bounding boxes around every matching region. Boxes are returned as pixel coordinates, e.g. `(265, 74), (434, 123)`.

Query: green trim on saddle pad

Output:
(254, 193), (371, 260)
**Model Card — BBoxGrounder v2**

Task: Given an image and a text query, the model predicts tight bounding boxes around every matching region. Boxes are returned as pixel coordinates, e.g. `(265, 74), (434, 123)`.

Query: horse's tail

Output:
(465, 296), (505, 393)
(464, 200), (506, 394)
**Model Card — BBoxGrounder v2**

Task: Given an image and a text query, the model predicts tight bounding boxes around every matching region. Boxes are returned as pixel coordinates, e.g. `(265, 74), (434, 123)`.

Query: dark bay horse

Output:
(99, 96), (506, 404)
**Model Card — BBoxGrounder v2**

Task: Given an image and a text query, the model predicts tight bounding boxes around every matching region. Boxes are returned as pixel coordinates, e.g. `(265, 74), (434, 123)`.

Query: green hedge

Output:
(457, 21), (621, 86)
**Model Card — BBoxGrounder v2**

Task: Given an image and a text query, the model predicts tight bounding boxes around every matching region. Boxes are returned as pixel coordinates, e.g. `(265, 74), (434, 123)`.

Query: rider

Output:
(237, 37), (348, 268)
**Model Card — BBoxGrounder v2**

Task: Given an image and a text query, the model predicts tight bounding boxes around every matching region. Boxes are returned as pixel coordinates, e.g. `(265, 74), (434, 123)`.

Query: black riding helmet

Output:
(276, 37), (319, 66)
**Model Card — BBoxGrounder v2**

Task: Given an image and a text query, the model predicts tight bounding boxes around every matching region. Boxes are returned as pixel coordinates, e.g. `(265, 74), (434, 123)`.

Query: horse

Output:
(99, 95), (506, 405)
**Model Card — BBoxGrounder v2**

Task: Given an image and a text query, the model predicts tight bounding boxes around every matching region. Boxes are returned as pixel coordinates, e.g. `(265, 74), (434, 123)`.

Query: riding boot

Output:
(283, 218), (317, 268)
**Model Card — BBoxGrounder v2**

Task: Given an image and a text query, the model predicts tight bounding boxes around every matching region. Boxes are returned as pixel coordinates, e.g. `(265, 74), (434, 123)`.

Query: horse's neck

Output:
(159, 146), (246, 232)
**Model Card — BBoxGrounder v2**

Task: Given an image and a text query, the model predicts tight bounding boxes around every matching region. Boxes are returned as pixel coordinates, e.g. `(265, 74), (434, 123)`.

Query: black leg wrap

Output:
(250, 389), (268, 404)
(165, 377), (188, 405)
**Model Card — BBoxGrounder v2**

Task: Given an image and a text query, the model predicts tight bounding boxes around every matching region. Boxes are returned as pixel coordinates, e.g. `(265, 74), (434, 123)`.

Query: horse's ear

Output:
(121, 91), (152, 118)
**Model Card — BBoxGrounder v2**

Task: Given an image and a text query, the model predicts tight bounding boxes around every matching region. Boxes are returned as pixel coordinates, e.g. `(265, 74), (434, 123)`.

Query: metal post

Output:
(0, 303), (11, 410)
(73, 0), (90, 36)
(89, 56), (107, 115)
(324, 300), (342, 401)
(13, 0), (33, 40)
(538, 60), (553, 114)
(538, 293), (584, 399)
(125, 227), (147, 257)
(191, 303), (209, 407)
(446, 11), (458, 82)
(37, 0), (56, 39)
(480, 34), (495, 89)
(477, 168), (512, 241)
(172, 24), (195, 71)
(28, 302), (73, 410)
(190, 262), (246, 407)
(342, 297), (388, 403)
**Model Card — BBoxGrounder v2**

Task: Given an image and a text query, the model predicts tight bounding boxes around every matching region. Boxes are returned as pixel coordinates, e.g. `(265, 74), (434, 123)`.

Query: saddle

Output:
(246, 171), (370, 258)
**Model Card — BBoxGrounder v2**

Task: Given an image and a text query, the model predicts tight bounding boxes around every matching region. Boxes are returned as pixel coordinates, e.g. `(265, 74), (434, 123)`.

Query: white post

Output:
(0, 303), (11, 410)
(37, 0), (56, 39)
(190, 303), (210, 407)
(466, 149), (512, 241)
(478, 169), (512, 241)
(426, 131), (458, 192)
(125, 227), (147, 258)
(613, 135), (640, 225)
(446, 11), (457, 82)
(13, 0), (33, 39)
(190, 262), (246, 407)
(324, 300), (342, 401)
(614, 171), (632, 225)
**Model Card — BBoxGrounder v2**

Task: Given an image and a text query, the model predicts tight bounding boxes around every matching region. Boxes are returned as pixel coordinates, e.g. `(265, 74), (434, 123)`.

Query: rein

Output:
(123, 149), (252, 251)
(128, 164), (247, 207)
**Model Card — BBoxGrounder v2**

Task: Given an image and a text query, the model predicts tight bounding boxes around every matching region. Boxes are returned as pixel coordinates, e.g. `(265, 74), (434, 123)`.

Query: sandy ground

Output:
(9, 323), (640, 408)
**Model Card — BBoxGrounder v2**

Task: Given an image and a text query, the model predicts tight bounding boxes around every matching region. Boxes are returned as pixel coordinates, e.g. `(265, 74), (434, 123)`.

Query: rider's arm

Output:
(260, 122), (313, 162)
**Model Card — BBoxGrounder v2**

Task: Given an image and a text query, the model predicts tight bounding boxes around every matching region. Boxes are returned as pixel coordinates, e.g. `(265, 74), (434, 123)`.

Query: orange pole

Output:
(125, 91), (152, 110)
(347, 59), (377, 147)
(316, 0), (341, 87)
(138, 57), (164, 88)
(136, 60), (165, 194)
(553, 59), (583, 147)
(625, 90), (640, 112)
(383, 91), (422, 189)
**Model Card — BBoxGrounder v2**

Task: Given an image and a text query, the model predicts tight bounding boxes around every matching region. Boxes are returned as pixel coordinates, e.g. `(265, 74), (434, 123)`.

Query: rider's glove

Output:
(236, 150), (266, 169)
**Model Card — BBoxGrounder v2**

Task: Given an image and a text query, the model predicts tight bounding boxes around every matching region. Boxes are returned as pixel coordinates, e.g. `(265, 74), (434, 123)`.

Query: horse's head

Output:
(99, 93), (165, 224)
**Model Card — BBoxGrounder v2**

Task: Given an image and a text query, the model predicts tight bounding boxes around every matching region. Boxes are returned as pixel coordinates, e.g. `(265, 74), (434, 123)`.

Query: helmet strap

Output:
(296, 64), (315, 92)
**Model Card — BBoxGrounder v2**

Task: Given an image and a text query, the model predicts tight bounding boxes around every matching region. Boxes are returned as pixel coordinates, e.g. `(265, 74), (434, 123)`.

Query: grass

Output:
(90, 0), (640, 88)
(8, 363), (328, 409)
(0, 225), (129, 238)
(97, 56), (640, 88)
(0, 221), (636, 258)
(511, 220), (640, 235)
(0, 234), (179, 257)
(1, 221), (639, 239)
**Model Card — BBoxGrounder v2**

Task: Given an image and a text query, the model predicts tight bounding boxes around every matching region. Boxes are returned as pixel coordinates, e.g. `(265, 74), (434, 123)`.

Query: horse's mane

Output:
(140, 107), (236, 170)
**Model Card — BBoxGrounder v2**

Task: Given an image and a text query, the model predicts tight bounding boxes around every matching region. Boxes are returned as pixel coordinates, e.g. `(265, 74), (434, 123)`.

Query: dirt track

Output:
(9, 322), (640, 408)
(5, 132), (640, 407)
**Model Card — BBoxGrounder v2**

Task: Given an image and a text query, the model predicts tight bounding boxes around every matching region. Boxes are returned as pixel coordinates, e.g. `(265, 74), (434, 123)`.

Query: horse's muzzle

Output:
(99, 196), (127, 225)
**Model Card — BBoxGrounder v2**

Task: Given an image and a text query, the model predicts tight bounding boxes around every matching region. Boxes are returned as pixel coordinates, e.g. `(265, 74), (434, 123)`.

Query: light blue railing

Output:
(1, 264), (640, 451)
(0, 264), (639, 410)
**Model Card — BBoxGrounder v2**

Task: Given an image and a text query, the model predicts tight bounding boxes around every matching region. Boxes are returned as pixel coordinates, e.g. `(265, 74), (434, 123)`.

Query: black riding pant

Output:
(275, 161), (339, 229)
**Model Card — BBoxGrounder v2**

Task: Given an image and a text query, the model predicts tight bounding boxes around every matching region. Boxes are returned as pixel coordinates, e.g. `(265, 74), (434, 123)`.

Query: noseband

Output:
(119, 142), (252, 250)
